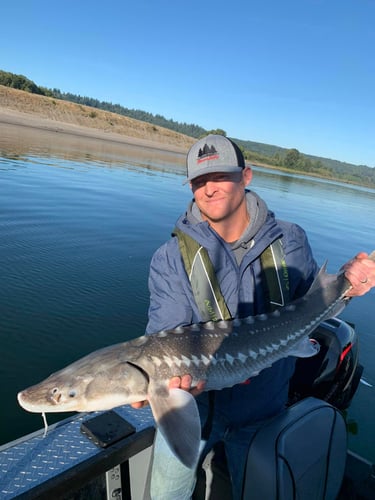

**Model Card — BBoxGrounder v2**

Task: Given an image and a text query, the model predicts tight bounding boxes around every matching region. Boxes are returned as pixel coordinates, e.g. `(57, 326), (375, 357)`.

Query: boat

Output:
(0, 318), (374, 499)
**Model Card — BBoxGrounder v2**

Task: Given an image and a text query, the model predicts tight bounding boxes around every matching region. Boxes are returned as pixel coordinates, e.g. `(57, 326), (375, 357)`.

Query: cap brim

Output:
(183, 165), (244, 185)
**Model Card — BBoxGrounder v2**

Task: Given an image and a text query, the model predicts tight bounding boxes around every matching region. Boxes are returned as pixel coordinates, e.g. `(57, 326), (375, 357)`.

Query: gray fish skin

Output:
(17, 253), (374, 468)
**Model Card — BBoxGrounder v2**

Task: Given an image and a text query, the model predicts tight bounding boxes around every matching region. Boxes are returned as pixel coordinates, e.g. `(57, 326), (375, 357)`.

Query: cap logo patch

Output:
(197, 143), (219, 164)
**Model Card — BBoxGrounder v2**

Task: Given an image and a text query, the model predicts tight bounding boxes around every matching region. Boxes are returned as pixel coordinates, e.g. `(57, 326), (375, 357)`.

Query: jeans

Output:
(150, 403), (261, 500)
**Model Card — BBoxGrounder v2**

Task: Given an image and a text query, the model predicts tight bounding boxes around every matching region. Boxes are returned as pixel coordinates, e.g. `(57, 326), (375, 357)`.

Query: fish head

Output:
(17, 359), (149, 414)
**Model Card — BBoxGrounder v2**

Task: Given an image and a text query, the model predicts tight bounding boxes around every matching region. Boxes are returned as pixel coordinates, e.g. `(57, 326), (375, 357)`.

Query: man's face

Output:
(190, 167), (252, 224)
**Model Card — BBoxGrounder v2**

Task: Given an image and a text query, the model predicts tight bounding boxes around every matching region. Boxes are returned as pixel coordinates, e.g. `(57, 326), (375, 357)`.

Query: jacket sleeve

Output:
(145, 238), (196, 334)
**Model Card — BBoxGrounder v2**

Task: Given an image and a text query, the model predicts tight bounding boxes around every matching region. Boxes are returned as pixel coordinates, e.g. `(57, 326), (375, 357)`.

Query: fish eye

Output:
(68, 390), (76, 398)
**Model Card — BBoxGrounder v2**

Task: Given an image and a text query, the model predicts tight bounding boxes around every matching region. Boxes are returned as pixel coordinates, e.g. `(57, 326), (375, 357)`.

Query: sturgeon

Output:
(17, 253), (374, 468)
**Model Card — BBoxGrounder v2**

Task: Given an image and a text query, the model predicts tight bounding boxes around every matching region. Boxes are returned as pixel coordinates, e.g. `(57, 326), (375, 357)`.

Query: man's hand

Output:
(343, 252), (375, 297)
(169, 374), (206, 396)
(131, 400), (148, 409)
(131, 374), (206, 409)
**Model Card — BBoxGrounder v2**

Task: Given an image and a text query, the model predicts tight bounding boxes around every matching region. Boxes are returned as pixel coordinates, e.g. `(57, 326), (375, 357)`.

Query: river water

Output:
(1, 123), (374, 461)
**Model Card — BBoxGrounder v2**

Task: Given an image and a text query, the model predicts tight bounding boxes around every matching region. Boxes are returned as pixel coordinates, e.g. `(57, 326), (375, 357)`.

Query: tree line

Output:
(1, 69), (374, 188)
(0, 69), (45, 95)
(50, 88), (208, 139)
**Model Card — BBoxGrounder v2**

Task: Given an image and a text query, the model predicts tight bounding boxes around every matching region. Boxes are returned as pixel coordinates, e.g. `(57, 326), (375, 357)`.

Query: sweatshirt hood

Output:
(177, 190), (279, 264)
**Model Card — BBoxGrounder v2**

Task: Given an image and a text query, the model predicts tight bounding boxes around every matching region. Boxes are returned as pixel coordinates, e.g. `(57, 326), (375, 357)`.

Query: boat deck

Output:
(0, 406), (155, 499)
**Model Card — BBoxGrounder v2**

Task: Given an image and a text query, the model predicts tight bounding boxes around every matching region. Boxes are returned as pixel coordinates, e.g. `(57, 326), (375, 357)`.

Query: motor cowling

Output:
(288, 317), (363, 410)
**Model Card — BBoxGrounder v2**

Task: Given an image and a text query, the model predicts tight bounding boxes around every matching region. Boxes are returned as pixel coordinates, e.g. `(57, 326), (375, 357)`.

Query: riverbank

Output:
(1, 85), (373, 189)
(0, 85), (194, 154)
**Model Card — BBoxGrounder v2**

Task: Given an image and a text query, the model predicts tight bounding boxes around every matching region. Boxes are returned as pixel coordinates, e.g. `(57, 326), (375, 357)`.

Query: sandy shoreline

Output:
(0, 107), (191, 155)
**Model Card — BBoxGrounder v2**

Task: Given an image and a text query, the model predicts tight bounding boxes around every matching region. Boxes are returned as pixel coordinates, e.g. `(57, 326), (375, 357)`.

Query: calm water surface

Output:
(1, 125), (375, 461)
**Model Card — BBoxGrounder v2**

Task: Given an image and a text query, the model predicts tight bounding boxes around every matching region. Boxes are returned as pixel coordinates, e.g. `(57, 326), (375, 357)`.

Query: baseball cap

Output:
(185, 134), (245, 184)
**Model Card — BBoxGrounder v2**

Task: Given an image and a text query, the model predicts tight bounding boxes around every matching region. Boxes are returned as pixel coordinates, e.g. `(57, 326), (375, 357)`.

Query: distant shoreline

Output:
(0, 108), (189, 155)
(1, 88), (373, 190)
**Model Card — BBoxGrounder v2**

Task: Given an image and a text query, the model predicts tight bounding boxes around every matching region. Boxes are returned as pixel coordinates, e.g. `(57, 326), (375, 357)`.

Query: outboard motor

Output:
(289, 317), (363, 410)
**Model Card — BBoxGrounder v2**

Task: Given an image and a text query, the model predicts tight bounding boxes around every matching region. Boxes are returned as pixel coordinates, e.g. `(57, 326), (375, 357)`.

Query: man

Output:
(133, 134), (375, 499)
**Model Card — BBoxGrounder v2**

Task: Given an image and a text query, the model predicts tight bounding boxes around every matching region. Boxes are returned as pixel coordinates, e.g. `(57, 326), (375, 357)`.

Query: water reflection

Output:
(252, 165), (375, 201)
(0, 122), (186, 175)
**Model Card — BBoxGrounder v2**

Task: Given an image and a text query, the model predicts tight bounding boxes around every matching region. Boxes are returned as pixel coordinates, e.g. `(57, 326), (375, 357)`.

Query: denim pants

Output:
(150, 404), (261, 500)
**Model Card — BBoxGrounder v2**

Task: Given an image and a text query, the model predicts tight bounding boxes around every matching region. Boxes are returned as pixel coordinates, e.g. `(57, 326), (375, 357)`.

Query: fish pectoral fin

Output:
(288, 337), (320, 358)
(148, 385), (201, 469)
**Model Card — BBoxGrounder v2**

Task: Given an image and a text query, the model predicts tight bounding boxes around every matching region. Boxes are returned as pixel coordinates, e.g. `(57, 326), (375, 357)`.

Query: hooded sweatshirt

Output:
(146, 191), (319, 425)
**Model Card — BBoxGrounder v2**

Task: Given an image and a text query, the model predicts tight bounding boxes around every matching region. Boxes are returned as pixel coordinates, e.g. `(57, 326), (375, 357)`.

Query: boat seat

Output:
(194, 397), (347, 500)
(242, 397), (347, 499)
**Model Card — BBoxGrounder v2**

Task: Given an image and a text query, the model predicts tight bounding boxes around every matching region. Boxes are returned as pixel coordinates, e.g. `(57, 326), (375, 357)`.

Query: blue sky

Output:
(1, 0), (374, 166)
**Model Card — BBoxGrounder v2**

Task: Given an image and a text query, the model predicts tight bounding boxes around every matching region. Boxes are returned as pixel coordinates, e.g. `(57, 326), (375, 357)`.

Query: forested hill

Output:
(1, 69), (374, 188)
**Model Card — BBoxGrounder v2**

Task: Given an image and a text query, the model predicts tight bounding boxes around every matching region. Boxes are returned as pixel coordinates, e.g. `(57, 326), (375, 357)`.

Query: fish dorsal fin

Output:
(147, 382), (201, 469)
(306, 261), (328, 296)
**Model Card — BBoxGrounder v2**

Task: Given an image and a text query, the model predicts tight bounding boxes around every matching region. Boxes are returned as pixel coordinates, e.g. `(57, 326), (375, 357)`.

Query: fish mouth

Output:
(17, 390), (57, 413)
(17, 391), (40, 413)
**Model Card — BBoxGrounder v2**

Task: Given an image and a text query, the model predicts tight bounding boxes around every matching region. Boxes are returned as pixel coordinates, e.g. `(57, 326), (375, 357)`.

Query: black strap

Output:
(201, 391), (216, 440)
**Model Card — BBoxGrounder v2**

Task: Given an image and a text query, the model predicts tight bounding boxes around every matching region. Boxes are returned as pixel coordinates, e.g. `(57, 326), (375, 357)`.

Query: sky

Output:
(1, 0), (375, 167)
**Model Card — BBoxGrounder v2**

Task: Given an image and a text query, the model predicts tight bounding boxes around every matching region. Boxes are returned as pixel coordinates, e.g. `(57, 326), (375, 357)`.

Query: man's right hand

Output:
(171, 374), (206, 396)
(130, 374), (205, 409)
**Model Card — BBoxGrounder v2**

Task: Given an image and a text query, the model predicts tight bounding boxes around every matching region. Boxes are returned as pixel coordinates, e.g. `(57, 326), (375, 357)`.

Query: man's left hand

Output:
(342, 252), (375, 297)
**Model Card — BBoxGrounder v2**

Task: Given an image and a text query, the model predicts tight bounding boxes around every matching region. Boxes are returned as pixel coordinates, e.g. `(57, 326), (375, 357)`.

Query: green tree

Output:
(206, 129), (227, 136)
(284, 148), (300, 169)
